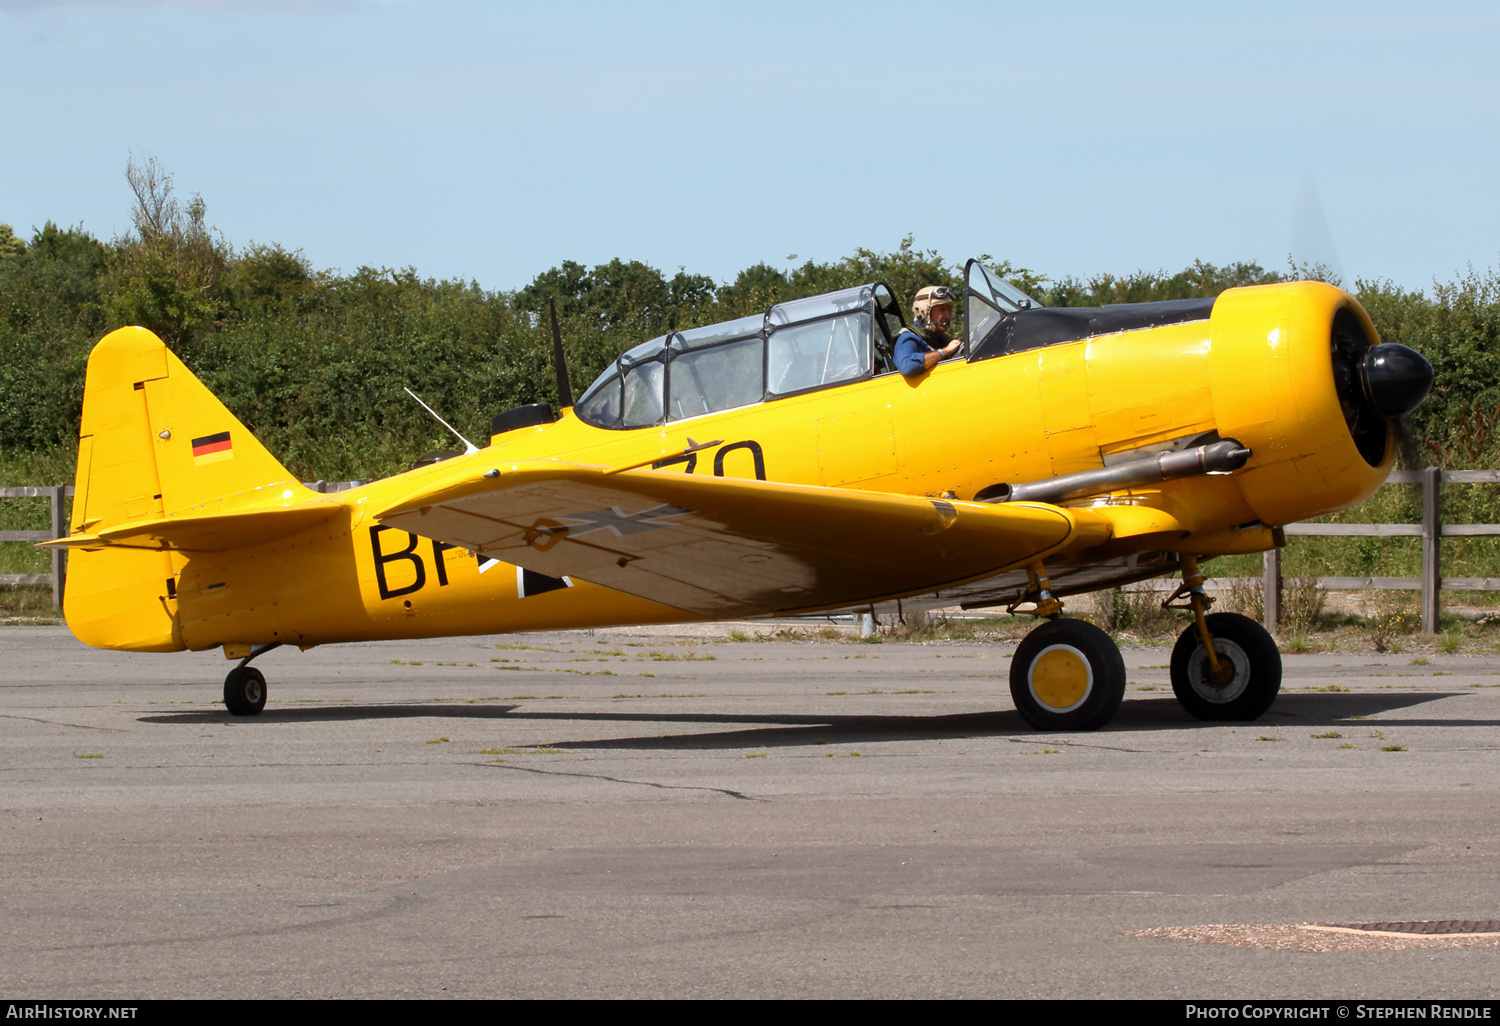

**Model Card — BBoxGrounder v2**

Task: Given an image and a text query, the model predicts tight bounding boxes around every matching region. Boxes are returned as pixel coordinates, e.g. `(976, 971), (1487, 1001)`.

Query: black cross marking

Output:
(552, 503), (694, 538)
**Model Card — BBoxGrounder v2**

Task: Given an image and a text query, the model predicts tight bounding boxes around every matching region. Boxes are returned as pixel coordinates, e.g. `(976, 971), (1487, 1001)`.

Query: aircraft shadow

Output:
(139, 703), (523, 724)
(133, 690), (1487, 750)
(524, 691), (1486, 751)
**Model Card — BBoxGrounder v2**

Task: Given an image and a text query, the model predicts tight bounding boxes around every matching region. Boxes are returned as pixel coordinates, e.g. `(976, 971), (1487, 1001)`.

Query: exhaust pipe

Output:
(980, 439), (1251, 505)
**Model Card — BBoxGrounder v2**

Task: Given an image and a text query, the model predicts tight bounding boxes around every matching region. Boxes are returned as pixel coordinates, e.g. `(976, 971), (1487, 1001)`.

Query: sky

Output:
(2, 0), (1497, 294)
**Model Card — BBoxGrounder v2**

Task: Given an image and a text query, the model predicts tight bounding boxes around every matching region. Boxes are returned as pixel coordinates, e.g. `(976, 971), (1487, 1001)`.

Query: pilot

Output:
(895, 285), (961, 376)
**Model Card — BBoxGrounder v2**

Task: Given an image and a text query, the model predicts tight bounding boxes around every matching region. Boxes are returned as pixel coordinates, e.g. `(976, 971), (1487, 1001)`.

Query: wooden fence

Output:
(4, 471), (1496, 632)
(0, 486), (69, 608)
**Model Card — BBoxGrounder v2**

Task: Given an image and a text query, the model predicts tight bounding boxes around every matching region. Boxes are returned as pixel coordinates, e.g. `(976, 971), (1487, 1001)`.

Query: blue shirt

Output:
(895, 328), (948, 377)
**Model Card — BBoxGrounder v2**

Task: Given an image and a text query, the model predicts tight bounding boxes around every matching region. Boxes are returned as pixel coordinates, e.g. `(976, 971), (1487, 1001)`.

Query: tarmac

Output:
(2, 622), (1498, 999)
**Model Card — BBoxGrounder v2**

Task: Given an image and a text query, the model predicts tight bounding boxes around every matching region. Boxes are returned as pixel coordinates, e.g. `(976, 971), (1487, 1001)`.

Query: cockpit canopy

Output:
(963, 258), (1043, 351)
(571, 263), (1060, 429)
(574, 283), (907, 429)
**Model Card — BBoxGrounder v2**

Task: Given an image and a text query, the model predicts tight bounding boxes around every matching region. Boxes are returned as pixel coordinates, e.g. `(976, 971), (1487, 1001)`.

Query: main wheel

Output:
(1169, 612), (1281, 721)
(224, 666), (267, 716)
(1009, 618), (1126, 731)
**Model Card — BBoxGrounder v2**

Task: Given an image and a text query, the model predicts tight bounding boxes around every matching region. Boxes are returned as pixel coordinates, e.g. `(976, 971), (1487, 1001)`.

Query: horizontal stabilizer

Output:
(43, 501), (342, 553)
(374, 460), (1098, 618)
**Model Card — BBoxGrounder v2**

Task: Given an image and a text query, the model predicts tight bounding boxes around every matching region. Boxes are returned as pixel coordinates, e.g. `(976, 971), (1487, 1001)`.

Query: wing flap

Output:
(374, 460), (1088, 617)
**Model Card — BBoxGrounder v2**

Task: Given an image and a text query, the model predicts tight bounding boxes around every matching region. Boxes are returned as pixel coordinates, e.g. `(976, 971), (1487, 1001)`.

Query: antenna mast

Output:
(550, 298), (574, 409)
(403, 387), (479, 455)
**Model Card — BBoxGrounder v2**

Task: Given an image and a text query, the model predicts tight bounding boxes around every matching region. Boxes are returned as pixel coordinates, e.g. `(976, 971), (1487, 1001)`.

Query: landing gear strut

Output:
(1007, 562), (1126, 731)
(1164, 557), (1281, 720)
(223, 643), (280, 716)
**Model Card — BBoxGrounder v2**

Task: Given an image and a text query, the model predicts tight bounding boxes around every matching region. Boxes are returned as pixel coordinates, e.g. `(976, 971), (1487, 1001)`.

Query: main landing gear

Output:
(1164, 557), (1281, 721)
(1007, 563), (1126, 731)
(1006, 557), (1282, 730)
(223, 643), (281, 716)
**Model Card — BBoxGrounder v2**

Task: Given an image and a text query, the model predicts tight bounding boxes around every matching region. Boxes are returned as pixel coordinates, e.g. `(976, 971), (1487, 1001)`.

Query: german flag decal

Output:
(191, 431), (234, 465)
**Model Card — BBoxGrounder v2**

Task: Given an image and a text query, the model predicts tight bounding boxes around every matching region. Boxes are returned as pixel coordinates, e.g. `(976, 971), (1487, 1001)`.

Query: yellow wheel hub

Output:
(1030, 645), (1092, 712)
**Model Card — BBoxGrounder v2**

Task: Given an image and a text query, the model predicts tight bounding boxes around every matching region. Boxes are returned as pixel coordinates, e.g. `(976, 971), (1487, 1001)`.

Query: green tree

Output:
(0, 223), (107, 451)
(1041, 259), (1284, 307)
(0, 223), (25, 260)
(102, 155), (229, 351)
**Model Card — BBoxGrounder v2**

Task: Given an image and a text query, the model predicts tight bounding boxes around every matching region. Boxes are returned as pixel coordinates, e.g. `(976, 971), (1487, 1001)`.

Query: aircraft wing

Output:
(373, 460), (1099, 618)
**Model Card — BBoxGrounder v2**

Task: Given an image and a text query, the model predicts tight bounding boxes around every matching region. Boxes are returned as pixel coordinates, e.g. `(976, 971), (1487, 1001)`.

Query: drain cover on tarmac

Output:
(1306, 920), (1500, 937)
(1132, 922), (1500, 951)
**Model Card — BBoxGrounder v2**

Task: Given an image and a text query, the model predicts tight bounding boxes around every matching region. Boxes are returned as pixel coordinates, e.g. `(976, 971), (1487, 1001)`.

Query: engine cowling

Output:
(1207, 281), (1431, 527)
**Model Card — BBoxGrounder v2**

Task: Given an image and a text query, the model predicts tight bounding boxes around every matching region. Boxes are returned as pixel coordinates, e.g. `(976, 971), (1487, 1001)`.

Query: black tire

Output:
(1169, 612), (1281, 721)
(1009, 618), (1126, 731)
(224, 666), (267, 716)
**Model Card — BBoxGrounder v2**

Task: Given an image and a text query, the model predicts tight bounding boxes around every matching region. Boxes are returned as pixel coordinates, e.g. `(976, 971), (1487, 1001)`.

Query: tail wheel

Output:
(1009, 618), (1126, 731)
(224, 666), (267, 716)
(1169, 612), (1281, 720)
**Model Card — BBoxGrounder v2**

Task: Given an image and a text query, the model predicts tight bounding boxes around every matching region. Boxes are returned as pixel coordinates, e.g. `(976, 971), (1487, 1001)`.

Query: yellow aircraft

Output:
(43, 261), (1432, 731)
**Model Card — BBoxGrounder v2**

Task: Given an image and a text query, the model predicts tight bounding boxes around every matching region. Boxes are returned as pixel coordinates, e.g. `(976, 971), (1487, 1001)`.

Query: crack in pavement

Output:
(0, 713), (126, 733)
(467, 759), (757, 800)
(1001, 735), (1149, 754)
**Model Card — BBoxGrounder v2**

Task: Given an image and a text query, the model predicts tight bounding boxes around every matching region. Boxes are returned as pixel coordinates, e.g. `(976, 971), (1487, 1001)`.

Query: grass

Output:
(1282, 632), (1314, 653)
(0, 583), (59, 619)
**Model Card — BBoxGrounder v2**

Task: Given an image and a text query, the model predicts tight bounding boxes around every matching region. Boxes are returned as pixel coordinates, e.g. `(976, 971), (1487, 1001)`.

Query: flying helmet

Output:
(911, 284), (956, 332)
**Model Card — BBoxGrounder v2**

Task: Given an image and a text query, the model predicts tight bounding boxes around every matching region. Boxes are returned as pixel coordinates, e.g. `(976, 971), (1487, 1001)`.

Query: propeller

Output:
(1290, 172), (1433, 469)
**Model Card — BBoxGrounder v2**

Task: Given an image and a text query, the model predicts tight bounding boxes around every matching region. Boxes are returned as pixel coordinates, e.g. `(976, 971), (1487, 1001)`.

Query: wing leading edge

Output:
(373, 460), (1101, 618)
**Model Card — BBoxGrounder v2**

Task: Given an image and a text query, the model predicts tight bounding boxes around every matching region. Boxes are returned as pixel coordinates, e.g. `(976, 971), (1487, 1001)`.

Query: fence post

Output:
(49, 484), (66, 609)
(1422, 466), (1441, 634)
(1262, 546), (1281, 629)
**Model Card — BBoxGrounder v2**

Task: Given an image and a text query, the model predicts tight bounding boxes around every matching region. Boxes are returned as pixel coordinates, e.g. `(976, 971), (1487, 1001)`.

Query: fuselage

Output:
(64, 280), (1397, 654)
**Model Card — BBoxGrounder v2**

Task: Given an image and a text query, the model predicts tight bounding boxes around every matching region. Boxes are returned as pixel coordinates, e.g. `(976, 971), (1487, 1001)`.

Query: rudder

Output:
(64, 327), (308, 651)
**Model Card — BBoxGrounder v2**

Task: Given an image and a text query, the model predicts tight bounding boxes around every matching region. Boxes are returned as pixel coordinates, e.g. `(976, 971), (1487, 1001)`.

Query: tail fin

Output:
(64, 326), (309, 651)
